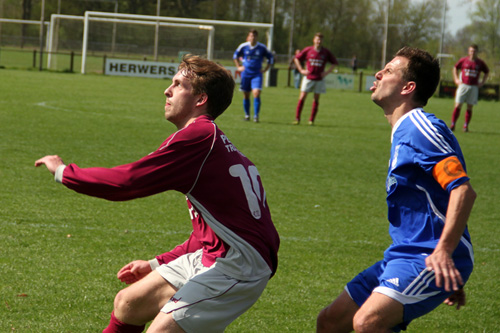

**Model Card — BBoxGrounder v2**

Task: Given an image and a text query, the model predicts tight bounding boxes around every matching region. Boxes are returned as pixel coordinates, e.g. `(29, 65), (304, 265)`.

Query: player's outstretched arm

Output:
(35, 155), (64, 175)
(425, 181), (476, 292)
(443, 288), (466, 310)
(117, 260), (152, 284)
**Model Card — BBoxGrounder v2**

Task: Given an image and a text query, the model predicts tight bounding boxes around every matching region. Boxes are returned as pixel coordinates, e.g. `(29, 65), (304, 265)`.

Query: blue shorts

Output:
(240, 72), (263, 92)
(346, 256), (473, 331)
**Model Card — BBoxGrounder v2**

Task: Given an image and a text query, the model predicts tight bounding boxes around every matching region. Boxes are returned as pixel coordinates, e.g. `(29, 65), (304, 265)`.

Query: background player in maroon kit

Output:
(450, 44), (489, 132)
(35, 55), (280, 333)
(293, 32), (338, 125)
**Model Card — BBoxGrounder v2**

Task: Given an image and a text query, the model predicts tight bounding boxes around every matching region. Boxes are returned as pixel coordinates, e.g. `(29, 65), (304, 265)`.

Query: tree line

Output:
(1, 0), (498, 78)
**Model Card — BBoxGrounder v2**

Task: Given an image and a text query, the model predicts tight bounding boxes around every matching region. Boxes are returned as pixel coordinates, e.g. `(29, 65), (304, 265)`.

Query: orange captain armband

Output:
(432, 156), (468, 190)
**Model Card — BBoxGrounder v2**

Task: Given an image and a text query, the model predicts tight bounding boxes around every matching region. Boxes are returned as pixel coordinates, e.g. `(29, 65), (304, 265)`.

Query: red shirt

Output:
(296, 46), (338, 80)
(61, 115), (279, 280)
(455, 57), (489, 85)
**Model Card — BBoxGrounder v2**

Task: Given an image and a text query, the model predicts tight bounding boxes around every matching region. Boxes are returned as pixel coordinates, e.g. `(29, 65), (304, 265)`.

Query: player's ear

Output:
(196, 93), (208, 107)
(402, 81), (416, 96)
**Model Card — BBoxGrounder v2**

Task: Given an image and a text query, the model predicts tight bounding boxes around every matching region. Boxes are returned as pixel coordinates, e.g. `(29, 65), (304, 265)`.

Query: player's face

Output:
(164, 71), (201, 128)
(370, 56), (409, 108)
(313, 36), (322, 48)
(468, 46), (477, 59)
(247, 32), (257, 45)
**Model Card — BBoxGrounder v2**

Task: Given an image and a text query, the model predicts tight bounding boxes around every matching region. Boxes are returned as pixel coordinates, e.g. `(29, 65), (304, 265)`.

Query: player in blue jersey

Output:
(233, 29), (274, 122)
(317, 47), (477, 332)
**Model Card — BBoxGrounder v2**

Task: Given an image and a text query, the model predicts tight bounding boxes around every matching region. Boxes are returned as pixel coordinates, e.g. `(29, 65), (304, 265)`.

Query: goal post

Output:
(47, 13), (214, 72)
(81, 11), (274, 79)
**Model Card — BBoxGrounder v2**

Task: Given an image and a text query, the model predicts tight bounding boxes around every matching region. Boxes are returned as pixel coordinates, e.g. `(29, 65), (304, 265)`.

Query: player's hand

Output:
(237, 66), (245, 72)
(443, 288), (466, 310)
(117, 260), (152, 284)
(300, 69), (309, 76)
(454, 79), (461, 86)
(34, 155), (65, 175)
(425, 249), (463, 292)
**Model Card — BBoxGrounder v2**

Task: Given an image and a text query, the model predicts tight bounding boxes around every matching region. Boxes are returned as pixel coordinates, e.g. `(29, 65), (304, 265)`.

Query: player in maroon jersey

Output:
(293, 32), (338, 125)
(35, 55), (279, 333)
(450, 44), (489, 132)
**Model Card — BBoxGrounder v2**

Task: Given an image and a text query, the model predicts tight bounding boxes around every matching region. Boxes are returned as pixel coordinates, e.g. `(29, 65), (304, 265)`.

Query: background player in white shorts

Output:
(36, 55), (280, 333)
(293, 32), (337, 125)
(450, 44), (489, 132)
(317, 47), (476, 332)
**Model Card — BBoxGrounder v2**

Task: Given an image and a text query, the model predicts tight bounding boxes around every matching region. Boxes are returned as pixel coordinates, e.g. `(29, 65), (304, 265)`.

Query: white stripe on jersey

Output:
(409, 109), (453, 154)
(417, 184), (475, 262)
(187, 122), (217, 195)
(416, 185), (446, 222)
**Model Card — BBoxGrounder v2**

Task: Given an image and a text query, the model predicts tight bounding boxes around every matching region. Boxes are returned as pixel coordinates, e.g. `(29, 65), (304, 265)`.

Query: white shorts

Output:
(301, 77), (326, 94)
(455, 84), (479, 105)
(157, 249), (269, 333)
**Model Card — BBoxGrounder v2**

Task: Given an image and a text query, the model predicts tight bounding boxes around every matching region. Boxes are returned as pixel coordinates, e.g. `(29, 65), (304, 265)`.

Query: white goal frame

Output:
(47, 14), (215, 70)
(0, 18), (50, 46)
(81, 11), (274, 76)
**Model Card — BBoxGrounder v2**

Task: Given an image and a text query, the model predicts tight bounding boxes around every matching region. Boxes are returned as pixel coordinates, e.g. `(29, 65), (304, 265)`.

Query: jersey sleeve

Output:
(326, 49), (338, 65)
(402, 113), (469, 192)
(480, 59), (490, 74)
(296, 47), (308, 62)
(155, 232), (203, 265)
(233, 43), (244, 60)
(61, 125), (216, 201)
(266, 47), (275, 65)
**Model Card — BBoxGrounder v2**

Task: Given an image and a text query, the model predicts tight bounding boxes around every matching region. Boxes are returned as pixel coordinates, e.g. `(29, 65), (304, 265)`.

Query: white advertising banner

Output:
(105, 58), (241, 83)
(364, 75), (376, 91)
(324, 73), (355, 90)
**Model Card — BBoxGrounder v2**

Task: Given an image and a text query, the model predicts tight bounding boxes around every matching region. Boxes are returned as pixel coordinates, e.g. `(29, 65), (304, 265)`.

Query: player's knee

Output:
(353, 311), (383, 333)
(113, 289), (140, 321)
(316, 307), (332, 332)
(316, 306), (343, 332)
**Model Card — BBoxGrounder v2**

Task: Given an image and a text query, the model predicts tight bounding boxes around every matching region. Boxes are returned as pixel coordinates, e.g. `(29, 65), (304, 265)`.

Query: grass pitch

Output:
(1, 68), (499, 332)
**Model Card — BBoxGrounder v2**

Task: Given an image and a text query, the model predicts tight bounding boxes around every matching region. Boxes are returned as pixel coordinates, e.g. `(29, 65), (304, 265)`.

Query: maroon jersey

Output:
(455, 56), (489, 85)
(60, 115), (279, 280)
(296, 46), (338, 80)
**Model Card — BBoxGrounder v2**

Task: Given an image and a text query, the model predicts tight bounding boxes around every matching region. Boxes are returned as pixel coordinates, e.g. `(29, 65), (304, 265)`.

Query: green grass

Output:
(1, 68), (499, 332)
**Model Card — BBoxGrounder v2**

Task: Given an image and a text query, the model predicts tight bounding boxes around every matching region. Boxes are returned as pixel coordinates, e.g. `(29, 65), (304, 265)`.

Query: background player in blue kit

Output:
(317, 47), (477, 332)
(233, 29), (274, 122)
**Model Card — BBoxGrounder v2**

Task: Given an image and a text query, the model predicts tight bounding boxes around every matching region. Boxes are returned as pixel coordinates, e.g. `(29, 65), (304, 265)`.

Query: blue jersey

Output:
(385, 108), (473, 265)
(233, 42), (274, 77)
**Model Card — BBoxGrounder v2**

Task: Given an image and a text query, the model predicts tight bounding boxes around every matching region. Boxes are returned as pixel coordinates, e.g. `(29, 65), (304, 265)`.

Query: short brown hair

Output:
(395, 46), (440, 106)
(314, 32), (323, 38)
(249, 29), (258, 37)
(178, 55), (235, 119)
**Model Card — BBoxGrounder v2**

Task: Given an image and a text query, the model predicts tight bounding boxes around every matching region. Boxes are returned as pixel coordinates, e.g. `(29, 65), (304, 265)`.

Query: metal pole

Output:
(39, 0), (45, 71)
(266, 0), (276, 87)
(154, 0), (160, 61)
(111, 0), (118, 55)
(439, 0), (447, 66)
(381, 0), (389, 69)
(287, 0), (296, 61)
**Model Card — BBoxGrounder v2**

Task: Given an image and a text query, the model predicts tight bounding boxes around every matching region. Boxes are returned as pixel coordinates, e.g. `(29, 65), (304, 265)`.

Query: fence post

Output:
(33, 49), (37, 68)
(70, 51), (74, 72)
(358, 71), (363, 92)
(103, 54), (107, 75)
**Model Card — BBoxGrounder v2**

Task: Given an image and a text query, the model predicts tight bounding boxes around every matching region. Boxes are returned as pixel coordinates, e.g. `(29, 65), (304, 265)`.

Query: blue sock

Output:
(243, 99), (250, 117)
(254, 97), (261, 118)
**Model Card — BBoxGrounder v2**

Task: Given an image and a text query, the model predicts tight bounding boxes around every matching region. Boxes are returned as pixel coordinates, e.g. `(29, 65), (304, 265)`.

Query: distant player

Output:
(233, 29), (274, 122)
(36, 55), (280, 333)
(317, 47), (476, 332)
(293, 32), (337, 125)
(450, 44), (489, 132)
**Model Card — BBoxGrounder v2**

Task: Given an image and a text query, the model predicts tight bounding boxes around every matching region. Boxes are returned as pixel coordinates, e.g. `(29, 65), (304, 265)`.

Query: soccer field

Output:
(1, 68), (499, 332)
